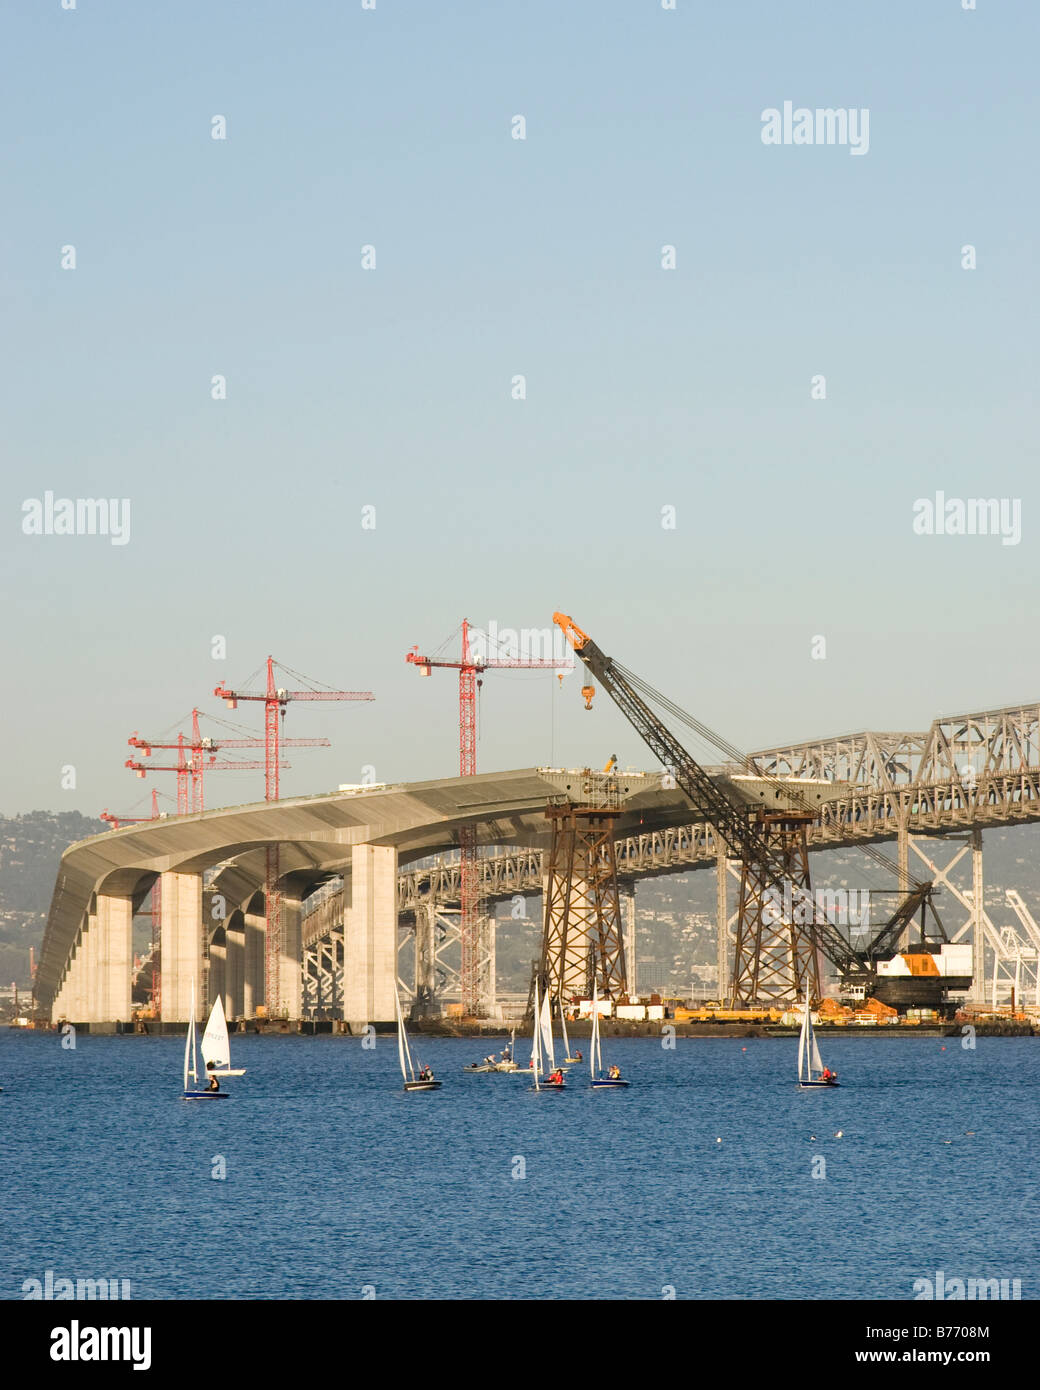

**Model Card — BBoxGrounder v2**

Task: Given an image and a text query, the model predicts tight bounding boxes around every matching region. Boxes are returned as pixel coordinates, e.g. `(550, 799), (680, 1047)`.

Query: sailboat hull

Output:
(591, 1078), (630, 1088)
(404, 1080), (442, 1091)
(799, 1080), (840, 1088)
(182, 1091), (229, 1100)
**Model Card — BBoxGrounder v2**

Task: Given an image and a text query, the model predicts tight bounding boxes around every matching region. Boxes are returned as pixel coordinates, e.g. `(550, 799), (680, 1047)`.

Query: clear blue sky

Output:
(2, 0), (1037, 815)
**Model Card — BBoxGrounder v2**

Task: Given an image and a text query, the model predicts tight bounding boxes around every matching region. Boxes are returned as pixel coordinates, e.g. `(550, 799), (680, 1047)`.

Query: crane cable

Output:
(613, 661), (920, 892)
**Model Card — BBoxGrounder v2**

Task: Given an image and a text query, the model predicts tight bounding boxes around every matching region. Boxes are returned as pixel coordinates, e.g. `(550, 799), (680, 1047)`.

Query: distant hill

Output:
(0, 811), (102, 989)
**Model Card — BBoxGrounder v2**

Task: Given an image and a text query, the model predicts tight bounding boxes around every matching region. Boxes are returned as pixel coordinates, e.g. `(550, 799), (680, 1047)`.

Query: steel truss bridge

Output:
(302, 701), (1040, 1014)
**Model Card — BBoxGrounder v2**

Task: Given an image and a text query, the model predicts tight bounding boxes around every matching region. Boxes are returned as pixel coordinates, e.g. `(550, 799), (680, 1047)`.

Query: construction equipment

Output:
(552, 612), (944, 1006)
(130, 707), (330, 815)
(100, 788), (164, 830)
(406, 618), (568, 1015)
(213, 657), (374, 1016)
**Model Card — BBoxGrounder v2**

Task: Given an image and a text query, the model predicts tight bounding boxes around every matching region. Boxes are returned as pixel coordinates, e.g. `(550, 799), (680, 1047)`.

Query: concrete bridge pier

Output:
(95, 892), (133, 1022)
(225, 915), (245, 1018)
(344, 843), (397, 1029)
(82, 905), (100, 1020)
(209, 926), (227, 1016)
(278, 895), (303, 1019)
(52, 928), (84, 1021)
(243, 908), (265, 1018)
(160, 872), (203, 1021)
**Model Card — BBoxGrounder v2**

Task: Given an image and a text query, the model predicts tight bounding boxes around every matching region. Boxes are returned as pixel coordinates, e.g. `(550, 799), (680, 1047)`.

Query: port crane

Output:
(552, 612), (943, 1004)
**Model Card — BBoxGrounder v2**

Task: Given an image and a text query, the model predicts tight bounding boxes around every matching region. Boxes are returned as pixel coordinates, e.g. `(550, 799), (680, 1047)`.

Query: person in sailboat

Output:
(205, 1061), (220, 1093)
(419, 1063), (434, 1082)
(574, 1049), (582, 1062)
(546, 1067), (564, 1085)
(608, 1064), (621, 1080)
(821, 1066), (836, 1083)
(500, 1044), (511, 1061)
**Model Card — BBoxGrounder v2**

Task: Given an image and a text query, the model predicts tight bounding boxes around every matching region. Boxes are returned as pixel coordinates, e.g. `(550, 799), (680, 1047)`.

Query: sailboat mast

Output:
(559, 995), (570, 1059)
(532, 978), (541, 1089)
(188, 977), (198, 1084)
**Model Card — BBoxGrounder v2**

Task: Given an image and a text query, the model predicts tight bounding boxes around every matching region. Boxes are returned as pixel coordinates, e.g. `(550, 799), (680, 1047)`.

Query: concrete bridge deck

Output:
(39, 699), (1040, 1024)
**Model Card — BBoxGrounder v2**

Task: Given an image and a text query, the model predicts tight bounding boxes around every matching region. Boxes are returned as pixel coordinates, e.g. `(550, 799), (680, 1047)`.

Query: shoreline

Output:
(12, 1019), (1035, 1039)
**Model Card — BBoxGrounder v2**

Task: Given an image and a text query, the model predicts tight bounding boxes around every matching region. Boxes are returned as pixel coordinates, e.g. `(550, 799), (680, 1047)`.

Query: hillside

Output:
(0, 811), (102, 988)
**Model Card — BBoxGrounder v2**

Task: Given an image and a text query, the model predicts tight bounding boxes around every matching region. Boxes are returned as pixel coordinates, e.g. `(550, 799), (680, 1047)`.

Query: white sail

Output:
(539, 989), (555, 1069)
(395, 987), (414, 1082)
(184, 977), (198, 1088)
(558, 996), (571, 1058)
(531, 978), (541, 1087)
(799, 986), (826, 1081)
(201, 995), (231, 1071)
(183, 1008), (191, 1091)
(591, 983), (602, 1077)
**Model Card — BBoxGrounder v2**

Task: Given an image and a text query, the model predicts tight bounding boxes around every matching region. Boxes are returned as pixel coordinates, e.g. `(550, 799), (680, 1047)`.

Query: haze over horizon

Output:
(3, 1), (1037, 816)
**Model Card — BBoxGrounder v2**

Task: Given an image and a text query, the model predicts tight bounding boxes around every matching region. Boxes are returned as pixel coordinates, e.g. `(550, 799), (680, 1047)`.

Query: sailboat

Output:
(201, 995), (246, 1078)
(559, 996), (581, 1065)
(529, 977), (565, 1089)
(396, 988), (441, 1091)
(797, 986), (839, 1088)
(590, 983), (629, 1088)
(182, 979), (228, 1100)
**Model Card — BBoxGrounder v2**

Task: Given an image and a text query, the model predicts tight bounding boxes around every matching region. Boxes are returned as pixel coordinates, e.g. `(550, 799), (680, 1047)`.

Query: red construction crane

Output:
(214, 657), (373, 800)
(126, 748), (284, 809)
(129, 707), (326, 814)
(126, 733), (194, 814)
(213, 656), (375, 1016)
(405, 618), (570, 1015)
(100, 787), (163, 830)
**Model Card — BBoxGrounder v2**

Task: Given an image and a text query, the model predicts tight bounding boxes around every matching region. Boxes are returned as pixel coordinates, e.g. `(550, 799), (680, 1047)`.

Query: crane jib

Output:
(558, 617), (862, 974)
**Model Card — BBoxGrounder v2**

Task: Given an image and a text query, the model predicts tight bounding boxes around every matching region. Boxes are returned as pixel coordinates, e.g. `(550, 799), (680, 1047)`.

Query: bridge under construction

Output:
(35, 694), (1040, 1028)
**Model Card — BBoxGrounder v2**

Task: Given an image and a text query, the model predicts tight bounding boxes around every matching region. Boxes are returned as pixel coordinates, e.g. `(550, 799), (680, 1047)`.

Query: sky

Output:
(1, 0), (1038, 816)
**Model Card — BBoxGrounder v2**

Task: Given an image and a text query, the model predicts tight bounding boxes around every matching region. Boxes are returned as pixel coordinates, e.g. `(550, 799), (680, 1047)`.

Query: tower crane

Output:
(100, 788), (164, 830)
(213, 656), (374, 1015)
(406, 618), (570, 1015)
(553, 612), (941, 1004)
(130, 708), (330, 814)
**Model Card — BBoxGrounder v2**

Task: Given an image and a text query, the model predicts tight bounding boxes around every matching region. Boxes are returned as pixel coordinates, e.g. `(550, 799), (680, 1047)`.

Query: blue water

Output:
(1, 1031), (1035, 1300)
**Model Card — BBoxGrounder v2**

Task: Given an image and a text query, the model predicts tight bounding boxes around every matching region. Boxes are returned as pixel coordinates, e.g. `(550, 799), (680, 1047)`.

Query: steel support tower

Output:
(540, 801), (628, 1002)
(729, 811), (820, 1006)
